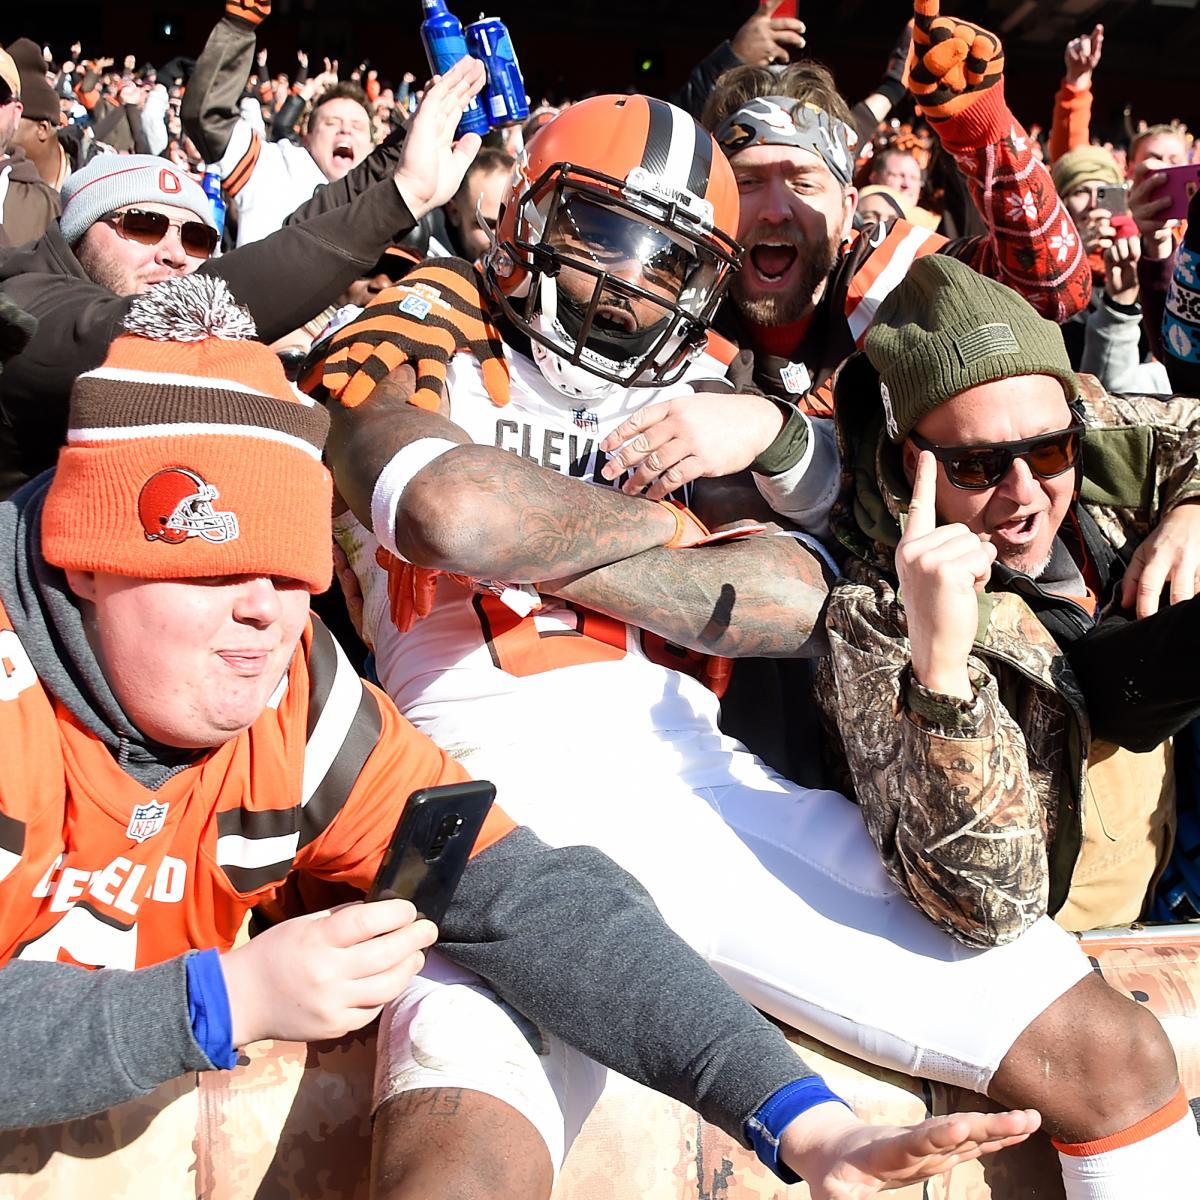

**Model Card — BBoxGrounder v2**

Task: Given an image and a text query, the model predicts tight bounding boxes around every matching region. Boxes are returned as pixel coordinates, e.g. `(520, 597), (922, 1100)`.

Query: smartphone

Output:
(367, 781), (496, 922)
(763, 0), (798, 18)
(1155, 163), (1200, 222)
(1095, 183), (1128, 215)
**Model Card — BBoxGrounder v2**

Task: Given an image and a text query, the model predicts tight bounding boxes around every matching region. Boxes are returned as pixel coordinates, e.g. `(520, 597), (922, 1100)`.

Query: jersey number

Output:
(473, 594), (627, 677)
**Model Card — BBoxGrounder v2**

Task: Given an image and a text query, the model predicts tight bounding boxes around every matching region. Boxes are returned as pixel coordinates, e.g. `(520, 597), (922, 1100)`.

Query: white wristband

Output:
(371, 438), (462, 559)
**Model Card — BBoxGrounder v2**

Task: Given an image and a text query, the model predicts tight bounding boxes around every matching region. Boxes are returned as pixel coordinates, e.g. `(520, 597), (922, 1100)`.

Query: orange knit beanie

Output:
(42, 276), (333, 592)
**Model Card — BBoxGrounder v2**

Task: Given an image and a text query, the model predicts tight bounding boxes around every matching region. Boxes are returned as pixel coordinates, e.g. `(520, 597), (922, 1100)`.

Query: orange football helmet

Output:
(484, 94), (742, 399)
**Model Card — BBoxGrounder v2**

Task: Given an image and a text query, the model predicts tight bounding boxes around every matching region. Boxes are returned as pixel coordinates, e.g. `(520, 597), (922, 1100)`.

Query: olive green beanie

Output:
(863, 255), (1078, 443)
(1050, 145), (1122, 198)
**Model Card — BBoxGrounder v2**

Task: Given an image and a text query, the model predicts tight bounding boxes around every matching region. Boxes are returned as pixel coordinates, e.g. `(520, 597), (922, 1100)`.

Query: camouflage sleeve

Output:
(1077, 382), (1200, 555)
(820, 576), (1050, 948)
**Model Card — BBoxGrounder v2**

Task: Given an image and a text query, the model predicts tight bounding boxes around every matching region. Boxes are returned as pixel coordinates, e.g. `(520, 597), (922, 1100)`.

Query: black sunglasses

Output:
(909, 421), (1086, 491)
(103, 207), (219, 259)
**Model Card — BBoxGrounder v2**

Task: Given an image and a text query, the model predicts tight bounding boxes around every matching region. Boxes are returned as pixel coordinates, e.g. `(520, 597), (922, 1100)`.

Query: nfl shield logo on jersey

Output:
(127, 801), (169, 844)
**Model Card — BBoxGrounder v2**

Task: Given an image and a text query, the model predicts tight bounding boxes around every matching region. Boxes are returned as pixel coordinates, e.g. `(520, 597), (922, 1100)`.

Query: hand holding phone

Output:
(1095, 183), (1128, 215)
(1153, 163), (1200, 223)
(733, 1), (806, 67)
(368, 781), (497, 923)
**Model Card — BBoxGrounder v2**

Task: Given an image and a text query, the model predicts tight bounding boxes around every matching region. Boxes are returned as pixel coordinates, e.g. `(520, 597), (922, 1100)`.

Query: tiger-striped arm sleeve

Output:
(323, 258), (511, 412)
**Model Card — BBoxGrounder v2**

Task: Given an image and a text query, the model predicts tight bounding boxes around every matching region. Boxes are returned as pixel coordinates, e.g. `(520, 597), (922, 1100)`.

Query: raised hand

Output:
(907, 0), (1004, 123)
(731, 1), (808, 67)
(1103, 234), (1140, 306)
(392, 56), (487, 218)
(1064, 23), (1104, 90)
(219, 900), (436, 1047)
(780, 1099), (1040, 1198)
(1130, 159), (1177, 259)
(895, 450), (995, 700)
(225, 0), (271, 26)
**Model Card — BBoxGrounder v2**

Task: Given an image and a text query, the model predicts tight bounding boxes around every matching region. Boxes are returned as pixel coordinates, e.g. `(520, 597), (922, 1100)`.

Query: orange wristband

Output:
(658, 500), (687, 549)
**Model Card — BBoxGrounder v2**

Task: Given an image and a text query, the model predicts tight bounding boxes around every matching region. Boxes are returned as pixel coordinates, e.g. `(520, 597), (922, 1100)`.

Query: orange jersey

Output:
(0, 602), (513, 971)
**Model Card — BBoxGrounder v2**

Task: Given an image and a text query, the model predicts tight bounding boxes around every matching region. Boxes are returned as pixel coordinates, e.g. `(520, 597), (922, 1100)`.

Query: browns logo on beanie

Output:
(41, 275), (333, 592)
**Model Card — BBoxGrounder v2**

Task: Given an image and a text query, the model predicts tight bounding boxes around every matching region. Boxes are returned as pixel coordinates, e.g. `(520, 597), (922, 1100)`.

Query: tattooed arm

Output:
(327, 365), (682, 580)
(541, 492), (834, 659)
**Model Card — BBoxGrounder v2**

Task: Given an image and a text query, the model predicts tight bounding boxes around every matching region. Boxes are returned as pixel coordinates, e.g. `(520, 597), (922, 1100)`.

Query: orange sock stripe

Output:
(1053, 1087), (1189, 1157)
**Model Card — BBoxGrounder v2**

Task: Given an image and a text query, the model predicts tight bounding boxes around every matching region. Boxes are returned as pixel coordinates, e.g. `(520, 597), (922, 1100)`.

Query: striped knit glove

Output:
(323, 258), (511, 411)
(906, 0), (1004, 124)
(225, 0), (271, 27)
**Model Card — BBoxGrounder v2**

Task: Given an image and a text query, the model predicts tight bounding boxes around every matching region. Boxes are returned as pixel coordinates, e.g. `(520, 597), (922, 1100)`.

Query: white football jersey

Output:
(214, 123), (328, 247)
(337, 343), (755, 789)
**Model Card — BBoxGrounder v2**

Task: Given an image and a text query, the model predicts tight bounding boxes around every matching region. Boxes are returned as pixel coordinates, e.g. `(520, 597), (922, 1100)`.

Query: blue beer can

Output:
(465, 16), (529, 128)
(420, 0), (491, 137)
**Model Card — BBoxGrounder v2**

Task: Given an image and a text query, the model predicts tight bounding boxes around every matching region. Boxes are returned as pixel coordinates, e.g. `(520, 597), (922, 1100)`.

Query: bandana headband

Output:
(714, 97), (856, 186)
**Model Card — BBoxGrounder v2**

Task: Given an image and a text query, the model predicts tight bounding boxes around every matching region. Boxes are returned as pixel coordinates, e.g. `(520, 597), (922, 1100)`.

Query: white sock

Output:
(1055, 1087), (1200, 1199)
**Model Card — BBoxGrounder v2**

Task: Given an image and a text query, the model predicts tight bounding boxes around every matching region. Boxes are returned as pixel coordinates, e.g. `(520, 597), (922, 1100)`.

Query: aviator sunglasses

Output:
(908, 420), (1086, 491)
(101, 208), (219, 259)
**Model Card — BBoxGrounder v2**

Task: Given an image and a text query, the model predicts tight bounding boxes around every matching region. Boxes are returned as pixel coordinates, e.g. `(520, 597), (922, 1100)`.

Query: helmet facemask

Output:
(487, 162), (741, 398)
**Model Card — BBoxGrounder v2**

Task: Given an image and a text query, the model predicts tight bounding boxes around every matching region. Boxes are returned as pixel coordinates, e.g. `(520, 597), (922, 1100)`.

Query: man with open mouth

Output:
(815, 253), (1200, 1197)
(702, 47), (1090, 425)
(182, 0), (379, 247)
(596, 3), (1093, 522)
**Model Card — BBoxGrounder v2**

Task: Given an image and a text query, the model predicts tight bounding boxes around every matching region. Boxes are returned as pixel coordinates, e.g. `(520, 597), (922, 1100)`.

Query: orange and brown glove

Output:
(323, 258), (511, 412)
(225, 0), (271, 27)
(905, 0), (1004, 124)
(375, 548), (482, 635)
(377, 548), (441, 634)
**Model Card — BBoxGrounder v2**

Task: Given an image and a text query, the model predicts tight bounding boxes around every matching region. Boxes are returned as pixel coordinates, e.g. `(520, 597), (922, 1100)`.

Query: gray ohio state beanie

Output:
(60, 154), (215, 247)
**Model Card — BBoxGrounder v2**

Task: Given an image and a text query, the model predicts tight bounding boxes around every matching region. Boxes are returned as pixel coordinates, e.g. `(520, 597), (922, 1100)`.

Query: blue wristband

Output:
(745, 1075), (852, 1183)
(184, 948), (238, 1070)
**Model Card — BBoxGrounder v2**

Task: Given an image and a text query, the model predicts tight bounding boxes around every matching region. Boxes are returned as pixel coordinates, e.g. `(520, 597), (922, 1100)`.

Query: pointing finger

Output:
(905, 449), (940, 540)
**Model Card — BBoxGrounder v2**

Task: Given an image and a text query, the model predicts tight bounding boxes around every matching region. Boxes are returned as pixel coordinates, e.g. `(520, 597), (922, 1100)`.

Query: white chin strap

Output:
(529, 273), (620, 402)
(539, 271), (558, 324)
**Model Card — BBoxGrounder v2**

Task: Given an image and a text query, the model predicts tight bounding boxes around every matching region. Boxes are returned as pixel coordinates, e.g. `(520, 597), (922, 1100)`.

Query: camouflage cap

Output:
(863, 256), (1078, 442)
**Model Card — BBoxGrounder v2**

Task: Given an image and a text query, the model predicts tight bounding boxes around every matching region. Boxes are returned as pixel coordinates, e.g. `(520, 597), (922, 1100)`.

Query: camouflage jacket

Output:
(814, 368), (1200, 948)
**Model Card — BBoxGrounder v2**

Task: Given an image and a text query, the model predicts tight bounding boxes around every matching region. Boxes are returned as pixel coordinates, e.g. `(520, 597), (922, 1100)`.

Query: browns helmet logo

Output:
(138, 468), (240, 545)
